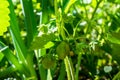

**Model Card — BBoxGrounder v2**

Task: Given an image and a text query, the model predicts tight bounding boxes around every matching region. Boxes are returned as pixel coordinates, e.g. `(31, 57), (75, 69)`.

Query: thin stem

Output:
(47, 69), (52, 80)
(64, 0), (76, 14)
(64, 56), (75, 80)
(41, 0), (49, 24)
(54, 0), (60, 33)
(63, 26), (71, 37)
(73, 20), (81, 37)
(38, 49), (47, 80)
(91, 0), (103, 20)
(58, 62), (66, 80)
(64, 56), (71, 80)
(68, 58), (75, 80)
(75, 52), (82, 80)
(54, 1), (75, 80)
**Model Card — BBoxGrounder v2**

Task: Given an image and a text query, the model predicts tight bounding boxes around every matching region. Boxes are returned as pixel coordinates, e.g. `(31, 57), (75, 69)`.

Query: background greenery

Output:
(0, 0), (120, 80)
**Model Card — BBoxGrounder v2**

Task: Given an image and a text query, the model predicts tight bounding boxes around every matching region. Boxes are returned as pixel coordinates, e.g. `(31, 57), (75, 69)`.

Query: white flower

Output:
(104, 65), (112, 73)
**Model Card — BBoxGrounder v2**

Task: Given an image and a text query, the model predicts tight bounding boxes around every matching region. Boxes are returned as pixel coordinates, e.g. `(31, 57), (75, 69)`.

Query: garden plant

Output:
(1, 0), (120, 80)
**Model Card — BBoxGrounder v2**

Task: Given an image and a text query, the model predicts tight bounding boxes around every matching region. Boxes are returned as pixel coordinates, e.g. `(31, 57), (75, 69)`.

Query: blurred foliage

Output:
(0, 0), (10, 35)
(1, 0), (120, 79)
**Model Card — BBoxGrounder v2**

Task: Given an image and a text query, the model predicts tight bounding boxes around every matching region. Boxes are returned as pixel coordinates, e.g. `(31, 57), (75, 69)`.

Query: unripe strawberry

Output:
(56, 41), (70, 60)
(42, 54), (56, 69)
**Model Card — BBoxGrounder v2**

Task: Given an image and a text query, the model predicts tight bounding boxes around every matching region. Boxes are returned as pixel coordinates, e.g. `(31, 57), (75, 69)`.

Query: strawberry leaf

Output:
(30, 33), (56, 50)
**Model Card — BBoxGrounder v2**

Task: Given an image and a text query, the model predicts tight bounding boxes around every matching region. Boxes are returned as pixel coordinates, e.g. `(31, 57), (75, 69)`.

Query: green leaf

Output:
(38, 24), (48, 33)
(0, 41), (30, 76)
(64, 0), (76, 14)
(20, 0), (37, 47)
(107, 33), (120, 44)
(0, 66), (17, 78)
(107, 0), (115, 3)
(58, 62), (66, 80)
(0, 52), (4, 62)
(113, 71), (120, 80)
(30, 33), (56, 50)
(0, 0), (10, 35)
(115, 0), (120, 3)
(44, 41), (54, 49)
(109, 13), (120, 31)
(8, 0), (28, 65)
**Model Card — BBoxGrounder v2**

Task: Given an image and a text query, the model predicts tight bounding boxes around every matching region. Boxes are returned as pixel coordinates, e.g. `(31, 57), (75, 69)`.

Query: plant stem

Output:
(68, 58), (75, 80)
(37, 0), (49, 78)
(75, 52), (82, 80)
(64, 56), (75, 80)
(47, 69), (52, 80)
(73, 20), (81, 37)
(91, 0), (103, 20)
(54, 1), (75, 80)
(64, 0), (76, 14)
(58, 62), (66, 80)
(64, 56), (71, 80)
(41, 0), (49, 24)
(38, 49), (47, 80)
(54, 0), (66, 39)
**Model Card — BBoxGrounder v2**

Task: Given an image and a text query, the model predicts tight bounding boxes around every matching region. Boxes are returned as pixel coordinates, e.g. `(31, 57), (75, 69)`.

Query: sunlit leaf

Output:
(0, 52), (4, 62)
(44, 41), (54, 49)
(115, 0), (120, 3)
(64, 0), (76, 14)
(0, 0), (10, 36)
(30, 33), (56, 50)
(91, 0), (97, 8)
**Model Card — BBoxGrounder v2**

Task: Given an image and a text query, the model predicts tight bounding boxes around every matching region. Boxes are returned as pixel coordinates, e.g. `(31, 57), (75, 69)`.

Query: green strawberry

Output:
(56, 41), (70, 60)
(42, 54), (56, 69)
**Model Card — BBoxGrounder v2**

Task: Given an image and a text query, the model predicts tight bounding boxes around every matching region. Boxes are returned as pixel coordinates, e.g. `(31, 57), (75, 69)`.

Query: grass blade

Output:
(20, 0), (37, 47)
(8, 0), (27, 64)
(0, 41), (30, 77)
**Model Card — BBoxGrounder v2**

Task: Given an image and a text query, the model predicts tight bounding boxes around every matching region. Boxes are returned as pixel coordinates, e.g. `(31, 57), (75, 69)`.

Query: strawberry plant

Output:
(0, 0), (120, 80)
